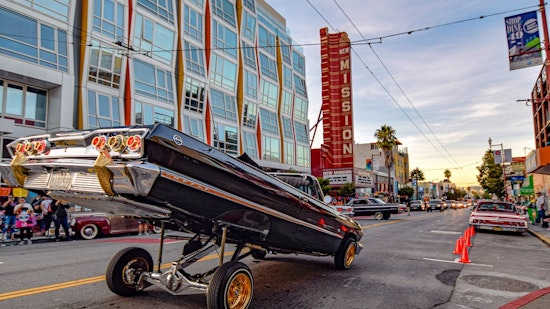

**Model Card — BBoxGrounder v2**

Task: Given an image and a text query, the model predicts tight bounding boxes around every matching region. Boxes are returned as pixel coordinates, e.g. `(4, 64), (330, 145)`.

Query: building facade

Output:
(0, 0), (311, 175)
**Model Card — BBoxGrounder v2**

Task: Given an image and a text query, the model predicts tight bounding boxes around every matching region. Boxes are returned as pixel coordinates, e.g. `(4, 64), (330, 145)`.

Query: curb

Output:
(527, 228), (550, 247)
(499, 287), (550, 309)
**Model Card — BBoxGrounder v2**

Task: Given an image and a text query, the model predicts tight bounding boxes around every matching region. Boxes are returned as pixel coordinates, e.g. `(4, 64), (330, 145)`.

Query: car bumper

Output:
(471, 224), (527, 233)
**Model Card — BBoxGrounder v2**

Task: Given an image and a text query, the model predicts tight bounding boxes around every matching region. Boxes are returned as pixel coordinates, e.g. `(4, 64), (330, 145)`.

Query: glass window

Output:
(296, 144), (310, 167)
(211, 0), (235, 26)
(134, 101), (174, 127)
(209, 53), (237, 91)
(243, 0), (255, 12)
(87, 90), (121, 128)
(259, 53), (277, 81)
(183, 115), (205, 142)
(262, 135), (280, 162)
(137, 0), (174, 23)
(134, 59), (174, 104)
(1, 81), (47, 128)
(93, 0), (125, 41)
(88, 40), (123, 89)
(260, 79), (278, 109)
(212, 20), (237, 58)
(281, 41), (291, 64)
(259, 108), (278, 134)
(281, 90), (292, 115)
(134, 13), (175, 64)
(244, 70), (257, 99)
(282, 117), (293, 138)
(243, 131), (258, 159)
(184, 77), (205, 113)
(242, 100), (257, 129)
(284, 141), (295, 165)
(213, 122), (238, 155)
(294, 96), (307, 121)
(210, 88), (237, 121)
(293, 50), (305, 75)
(283, 66), (292, 89)
(184, 5), (203, 43)
(0, 7), (68, 72)
(15, 0), (70, 21)
(258, 25), (275, 56)
(293, 74), (307, 97)
(184, 41), (206, 77)
(294, 121), (308, 143)
(241, 10), (256, 42)
(241, 41), (257, 69)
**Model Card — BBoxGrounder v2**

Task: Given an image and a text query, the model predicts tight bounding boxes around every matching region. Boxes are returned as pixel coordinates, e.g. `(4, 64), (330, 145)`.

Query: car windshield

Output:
(369, 198), (386, 204)
(429, 201), (440, 204)
(476, 202), (515, 213)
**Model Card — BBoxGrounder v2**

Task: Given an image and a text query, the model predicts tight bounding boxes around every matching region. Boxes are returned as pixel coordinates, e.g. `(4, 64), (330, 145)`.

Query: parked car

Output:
(428, 199), (444, 212)
(469, 200), (528, 234)
(410, 200), (424, 211)
(69, 211), (162, 240)
(346, 198), (403, 220)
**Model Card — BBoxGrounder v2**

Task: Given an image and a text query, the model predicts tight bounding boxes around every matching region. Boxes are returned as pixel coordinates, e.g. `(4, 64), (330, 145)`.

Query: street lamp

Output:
(488, 137), (507, 200)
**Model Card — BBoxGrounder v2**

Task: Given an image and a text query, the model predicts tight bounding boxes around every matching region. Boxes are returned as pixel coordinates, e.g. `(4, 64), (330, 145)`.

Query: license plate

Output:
(493, 226), (503, 231)
(49, 172), (74, 190)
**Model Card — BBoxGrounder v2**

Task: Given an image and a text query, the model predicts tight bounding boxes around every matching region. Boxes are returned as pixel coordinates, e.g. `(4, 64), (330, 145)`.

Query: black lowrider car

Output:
(0, 124), (363, 308)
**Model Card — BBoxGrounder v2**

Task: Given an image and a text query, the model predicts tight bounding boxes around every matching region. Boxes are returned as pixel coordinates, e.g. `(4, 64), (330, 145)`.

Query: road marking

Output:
(423, 257), (493, 267)
(430, 230), (463, 235)
(0, 250), (234, 301)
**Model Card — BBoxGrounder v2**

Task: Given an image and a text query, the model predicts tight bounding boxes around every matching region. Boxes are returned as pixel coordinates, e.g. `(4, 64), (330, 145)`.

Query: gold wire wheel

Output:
(226, 272), (253, 309)
(344, 243), (356, 267)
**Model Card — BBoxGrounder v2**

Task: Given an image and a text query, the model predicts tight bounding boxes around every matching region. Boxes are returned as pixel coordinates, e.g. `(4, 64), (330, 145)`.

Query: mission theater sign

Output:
(320, 27), (354, 169)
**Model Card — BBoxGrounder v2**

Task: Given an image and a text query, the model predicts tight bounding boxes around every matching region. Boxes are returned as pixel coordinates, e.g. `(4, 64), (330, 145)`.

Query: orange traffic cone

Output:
(459, 244), (471, 263)
(453, 237), (463, 255)
(469, 225), (476, 236)
(464, 229), (472, 247)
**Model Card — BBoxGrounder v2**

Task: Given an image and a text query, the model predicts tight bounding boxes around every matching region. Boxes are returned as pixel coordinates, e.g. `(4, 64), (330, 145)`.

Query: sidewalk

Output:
(0, 231), (61, 246)
(500, 219), (550, 309)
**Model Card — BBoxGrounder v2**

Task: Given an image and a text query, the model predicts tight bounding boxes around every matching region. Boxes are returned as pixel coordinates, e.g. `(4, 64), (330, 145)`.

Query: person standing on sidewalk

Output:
(14, 197), (35, 245)
(1, 195), (17, 241)
(51, 200), (72, 242)
(535, 191), (546, 226)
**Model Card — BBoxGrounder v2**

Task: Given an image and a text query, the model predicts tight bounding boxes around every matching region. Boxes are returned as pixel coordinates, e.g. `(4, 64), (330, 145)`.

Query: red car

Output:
(469, 200), (528, 233)
(69, 211), (161, 240)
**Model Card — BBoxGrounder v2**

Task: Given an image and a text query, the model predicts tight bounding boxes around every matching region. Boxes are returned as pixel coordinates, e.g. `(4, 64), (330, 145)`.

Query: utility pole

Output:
(489, 138), (507, 200)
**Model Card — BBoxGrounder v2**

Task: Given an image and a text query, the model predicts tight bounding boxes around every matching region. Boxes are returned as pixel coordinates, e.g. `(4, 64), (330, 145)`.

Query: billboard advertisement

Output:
(320, 27), (354, 168)
(505, 10), (542, 70)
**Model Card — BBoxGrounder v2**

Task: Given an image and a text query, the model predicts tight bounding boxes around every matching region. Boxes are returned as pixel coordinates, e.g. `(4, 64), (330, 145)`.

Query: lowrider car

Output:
(468, 200), (528, 233)
(70, 211), (162, 240)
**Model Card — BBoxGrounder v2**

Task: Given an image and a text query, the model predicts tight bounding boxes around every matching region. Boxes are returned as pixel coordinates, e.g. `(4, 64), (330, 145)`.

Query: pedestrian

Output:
(1, 195), (17, 241)
(405, 197), (411, 216)
(14, 197), (35, 245)
(535, 191), (546, 226)
(138, 220), (148, 236)
(39, 195), (53, 235)
(51, 200), (72, 242)
(527, 201), (536, 224)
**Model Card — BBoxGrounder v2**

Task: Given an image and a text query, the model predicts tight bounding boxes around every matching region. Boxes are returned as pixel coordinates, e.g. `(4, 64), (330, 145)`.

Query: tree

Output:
(317, 177), (331, 196)
(410, 167), (424, 199)
(338, 182), (356, 198)
(374, 124), (397, 197)
(477, 150), (504, 198)
(398, 186), (414, 199)
(444, 169), (451, 181)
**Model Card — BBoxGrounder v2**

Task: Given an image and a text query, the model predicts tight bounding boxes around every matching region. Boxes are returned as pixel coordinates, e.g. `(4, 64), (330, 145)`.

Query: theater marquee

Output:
(320, 27), (354, 169)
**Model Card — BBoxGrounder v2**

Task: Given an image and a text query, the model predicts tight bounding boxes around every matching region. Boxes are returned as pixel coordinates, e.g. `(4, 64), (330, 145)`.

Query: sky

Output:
(267, 0), (544, 187)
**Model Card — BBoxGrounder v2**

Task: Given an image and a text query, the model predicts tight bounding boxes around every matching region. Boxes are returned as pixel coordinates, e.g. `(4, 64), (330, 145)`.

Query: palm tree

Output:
(410, 167), (425, 199)
(374, 125), (397, 198)
(444, 169), (451, 181)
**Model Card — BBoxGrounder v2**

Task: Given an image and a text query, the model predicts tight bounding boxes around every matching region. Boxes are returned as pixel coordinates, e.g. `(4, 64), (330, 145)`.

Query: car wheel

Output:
(106, 247), (153, 296)
(80, 223), (99, 240)
(374, 212), (384, 220)
(334, 237), (357, 270)
(207, 261), (253, 309)
(151, 225), (162, 234)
